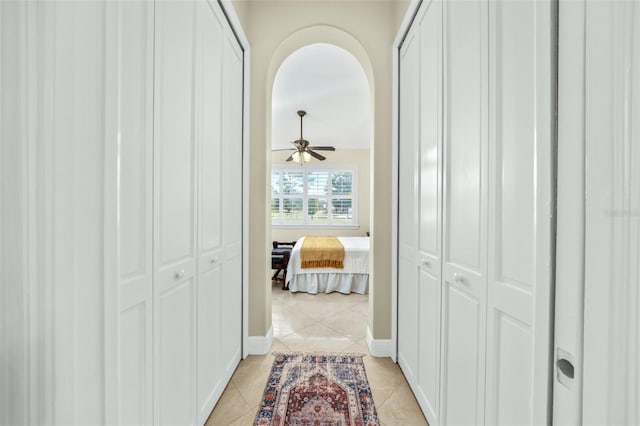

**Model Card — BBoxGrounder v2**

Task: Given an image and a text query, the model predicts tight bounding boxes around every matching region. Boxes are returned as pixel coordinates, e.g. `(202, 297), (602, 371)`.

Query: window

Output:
(271, 166), (357, 227)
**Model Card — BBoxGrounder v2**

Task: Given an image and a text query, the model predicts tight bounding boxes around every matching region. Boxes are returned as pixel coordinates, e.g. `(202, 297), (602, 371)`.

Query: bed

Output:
(285, 236), (370, 294)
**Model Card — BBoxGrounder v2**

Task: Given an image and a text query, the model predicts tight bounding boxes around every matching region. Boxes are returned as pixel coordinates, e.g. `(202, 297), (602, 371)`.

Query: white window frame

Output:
(271, 164), (359, 228)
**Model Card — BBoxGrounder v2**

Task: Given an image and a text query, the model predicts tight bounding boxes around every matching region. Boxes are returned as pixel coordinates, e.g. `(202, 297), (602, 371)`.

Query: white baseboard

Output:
(246, 326), (273, 355)
(366, 326), (394, 358)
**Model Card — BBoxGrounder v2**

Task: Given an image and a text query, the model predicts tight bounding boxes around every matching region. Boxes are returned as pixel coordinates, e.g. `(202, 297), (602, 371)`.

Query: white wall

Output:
(271, 149), (370, 242)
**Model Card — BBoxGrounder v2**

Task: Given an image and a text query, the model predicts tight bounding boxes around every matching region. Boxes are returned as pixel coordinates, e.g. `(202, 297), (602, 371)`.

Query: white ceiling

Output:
(271, 43), (371, 150)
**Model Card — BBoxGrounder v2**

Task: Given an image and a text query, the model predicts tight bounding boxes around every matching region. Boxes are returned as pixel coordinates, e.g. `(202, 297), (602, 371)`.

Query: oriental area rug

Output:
(254, 353), (379, 426)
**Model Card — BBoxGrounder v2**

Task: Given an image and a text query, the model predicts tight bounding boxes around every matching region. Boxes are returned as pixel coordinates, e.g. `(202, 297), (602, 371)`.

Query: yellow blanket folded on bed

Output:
(300, 236), (345, 269)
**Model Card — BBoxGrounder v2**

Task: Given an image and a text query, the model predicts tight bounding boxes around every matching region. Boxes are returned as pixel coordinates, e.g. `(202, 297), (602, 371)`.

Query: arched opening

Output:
(266, 28), (375, 352)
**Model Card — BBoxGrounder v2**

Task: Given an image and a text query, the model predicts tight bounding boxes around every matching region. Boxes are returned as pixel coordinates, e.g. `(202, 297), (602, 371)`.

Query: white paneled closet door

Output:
(220, 30), (244, 376)
(397, 5), (444, 424)
(485, 1), (554, 424)
(397, 25), (420, 386)
(115, 1), (154, 425)
(153, 1), (197, 425)
(398, 0), (555, 424)
(2, 0), (244, 424)
(416, 0), (442, 423)
(440, 0), (488, 424)
(195, 1), (225, 423)
(581, 2), (640, 424)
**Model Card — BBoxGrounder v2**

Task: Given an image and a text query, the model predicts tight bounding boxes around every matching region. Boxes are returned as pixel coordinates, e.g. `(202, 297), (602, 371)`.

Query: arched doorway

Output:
(267, 28), (375, 352)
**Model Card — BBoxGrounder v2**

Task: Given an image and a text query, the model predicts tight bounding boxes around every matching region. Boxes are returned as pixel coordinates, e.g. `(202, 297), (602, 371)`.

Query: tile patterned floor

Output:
(206, 283), (429, 425)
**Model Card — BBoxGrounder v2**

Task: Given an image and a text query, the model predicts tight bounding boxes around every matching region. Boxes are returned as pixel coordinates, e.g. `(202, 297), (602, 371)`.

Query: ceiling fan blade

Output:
(285, 154), (294, 162)
(272, 148), (295, 152)
(308, 146), (335, 151)
(306, 149), (326, 161)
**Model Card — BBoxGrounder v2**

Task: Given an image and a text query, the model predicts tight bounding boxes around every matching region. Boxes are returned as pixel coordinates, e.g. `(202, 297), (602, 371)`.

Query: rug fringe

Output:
(270, 351), (367, 358)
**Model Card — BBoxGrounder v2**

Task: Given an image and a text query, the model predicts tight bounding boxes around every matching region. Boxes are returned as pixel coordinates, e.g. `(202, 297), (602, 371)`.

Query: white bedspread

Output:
(286, 237), (370, 294)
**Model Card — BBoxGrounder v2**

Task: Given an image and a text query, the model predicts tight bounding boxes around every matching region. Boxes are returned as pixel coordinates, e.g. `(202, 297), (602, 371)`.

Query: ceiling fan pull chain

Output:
(299, 110), (304, 139)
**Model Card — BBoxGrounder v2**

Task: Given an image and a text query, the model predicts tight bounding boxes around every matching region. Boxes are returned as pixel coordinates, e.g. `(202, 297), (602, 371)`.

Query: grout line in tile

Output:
(372, 382), (401, 409)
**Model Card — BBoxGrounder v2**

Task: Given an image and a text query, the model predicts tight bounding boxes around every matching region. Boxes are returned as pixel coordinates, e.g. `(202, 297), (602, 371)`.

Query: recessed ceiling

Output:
(271, 43), (371, 150)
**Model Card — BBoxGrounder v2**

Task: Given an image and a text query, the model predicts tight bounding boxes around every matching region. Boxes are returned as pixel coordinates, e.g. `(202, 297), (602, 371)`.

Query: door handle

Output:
(557, 358), (574, 379)
(453, 272), (465, 284)
(174, 270), (185, 280)
(556, 348), (575, 388)
(422, 260), (431, 268)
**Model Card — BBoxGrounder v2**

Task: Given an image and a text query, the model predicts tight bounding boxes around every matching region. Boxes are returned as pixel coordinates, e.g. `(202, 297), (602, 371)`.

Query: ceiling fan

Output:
(273, 110), (336, 163)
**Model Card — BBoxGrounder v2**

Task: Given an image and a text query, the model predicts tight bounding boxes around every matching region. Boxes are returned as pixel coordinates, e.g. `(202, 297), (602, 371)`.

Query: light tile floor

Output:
(206, 282), (429, 425)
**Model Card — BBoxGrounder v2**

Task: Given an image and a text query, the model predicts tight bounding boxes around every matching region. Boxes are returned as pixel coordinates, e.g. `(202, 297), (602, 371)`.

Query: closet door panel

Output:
(485, 1), (553, 424)
(415, 1), (442, 423)
(197, 264), (223, 422)
(157, 280), (196, 426)
(153, 1), (196, 425)
(220, 31), (243, 371)
(489, 1), (535, 286)
(195, 2), (226, 421)
(441, 284), (482, 426)
(487, 313), (533, 424)
(221, 253), (242, 369)
(119, 0), (153, 279)
(155, 0), (196, 268)
(398, 257), (418, 379)
(397, 28), (419, 383)
(398, 30), (418, 257)
(443, 0), (486, 273)
(119, 304), (149, 425)
(116, 1), (154, 425)
(417, 266), (440, 422)
(398, 31), (418, 255)
(419, 0), (442, 261)
(441, 0), (488, 424)
(197, 0), (223, 257)
(222, 34), (244, 249)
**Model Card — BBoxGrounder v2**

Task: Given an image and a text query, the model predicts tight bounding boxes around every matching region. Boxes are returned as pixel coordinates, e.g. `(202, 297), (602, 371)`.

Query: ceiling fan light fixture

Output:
(280, 110), (334, 163)
(291, 150), (311, 164)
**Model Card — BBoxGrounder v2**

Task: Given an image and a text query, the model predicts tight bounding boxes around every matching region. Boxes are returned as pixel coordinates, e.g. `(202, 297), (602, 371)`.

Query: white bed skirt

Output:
(288, 273), (369, 295)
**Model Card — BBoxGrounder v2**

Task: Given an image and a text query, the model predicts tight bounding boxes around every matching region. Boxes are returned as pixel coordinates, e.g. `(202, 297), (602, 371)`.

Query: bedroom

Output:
(267, 40), (374, 355)
(270, 43), (370, 283)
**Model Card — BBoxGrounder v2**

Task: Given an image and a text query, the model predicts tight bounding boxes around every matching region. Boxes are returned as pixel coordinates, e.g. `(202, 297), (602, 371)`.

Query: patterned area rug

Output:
(255, 353), (379, 426)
